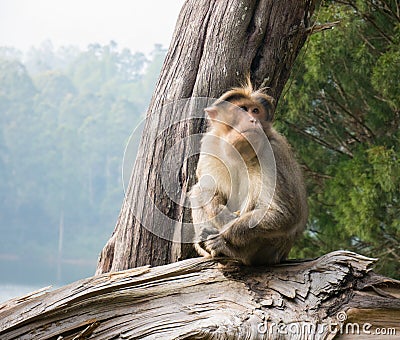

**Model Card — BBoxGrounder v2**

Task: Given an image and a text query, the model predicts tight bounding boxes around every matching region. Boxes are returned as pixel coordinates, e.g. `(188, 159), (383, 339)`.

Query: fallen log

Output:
(0, 250), (399, 339)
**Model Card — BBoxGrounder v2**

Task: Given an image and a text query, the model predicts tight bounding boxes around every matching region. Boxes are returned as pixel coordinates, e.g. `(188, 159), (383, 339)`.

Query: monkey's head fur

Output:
(214, 79), (275, 124)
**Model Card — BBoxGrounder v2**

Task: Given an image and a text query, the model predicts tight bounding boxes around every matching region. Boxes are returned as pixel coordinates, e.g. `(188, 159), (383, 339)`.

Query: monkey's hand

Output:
(204, 233), (236, 258)
(195, 225), (219, 243)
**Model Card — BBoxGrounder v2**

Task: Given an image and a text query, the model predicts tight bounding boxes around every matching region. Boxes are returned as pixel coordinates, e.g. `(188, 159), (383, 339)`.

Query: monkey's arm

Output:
(190, 185), (238, 257)
(190, 185), (238, 230)
(224, 208), (292, 243)
(204, 207), (293, 257)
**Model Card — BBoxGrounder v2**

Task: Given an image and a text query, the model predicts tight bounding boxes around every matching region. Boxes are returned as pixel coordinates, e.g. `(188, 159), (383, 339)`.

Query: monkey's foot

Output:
(204, 234), (236, 258)
(194, 243), (212, 258)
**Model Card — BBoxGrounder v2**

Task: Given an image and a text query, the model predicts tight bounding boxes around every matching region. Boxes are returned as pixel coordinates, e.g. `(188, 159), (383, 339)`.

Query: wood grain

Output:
(1, 251), (399, 339)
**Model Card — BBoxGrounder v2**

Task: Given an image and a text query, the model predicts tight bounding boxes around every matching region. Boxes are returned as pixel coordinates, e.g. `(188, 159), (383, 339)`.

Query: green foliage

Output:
(283, 1), (400, 277)
(0, 42), (166, 284)
(372, 48), (400, 109)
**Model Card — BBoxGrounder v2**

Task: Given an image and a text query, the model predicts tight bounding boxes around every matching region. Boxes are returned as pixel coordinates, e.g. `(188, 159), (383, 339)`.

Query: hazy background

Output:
(0, 0), (185, 54)
(0, 0), (185, 301)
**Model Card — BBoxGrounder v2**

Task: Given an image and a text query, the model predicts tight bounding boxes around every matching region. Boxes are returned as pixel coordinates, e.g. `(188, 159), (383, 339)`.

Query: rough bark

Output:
(96, 0), (317, 273)
(1, 251), (399, 339)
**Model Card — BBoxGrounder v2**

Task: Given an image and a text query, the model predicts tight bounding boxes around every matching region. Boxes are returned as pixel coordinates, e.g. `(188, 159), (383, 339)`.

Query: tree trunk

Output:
(96, 0), (316, 273)
(1, 251), (399, 339)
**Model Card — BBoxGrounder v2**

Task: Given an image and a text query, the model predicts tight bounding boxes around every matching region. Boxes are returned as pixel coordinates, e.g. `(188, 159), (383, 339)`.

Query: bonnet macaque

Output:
(190, 80), (308, 265)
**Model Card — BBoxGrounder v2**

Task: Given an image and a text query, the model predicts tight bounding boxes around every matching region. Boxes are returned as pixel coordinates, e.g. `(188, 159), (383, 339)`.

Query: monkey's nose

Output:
(249, 117), (257, 123)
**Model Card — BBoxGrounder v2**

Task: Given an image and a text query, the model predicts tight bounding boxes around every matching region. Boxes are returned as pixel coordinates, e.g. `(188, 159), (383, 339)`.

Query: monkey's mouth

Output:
(240, 129), (264, 139)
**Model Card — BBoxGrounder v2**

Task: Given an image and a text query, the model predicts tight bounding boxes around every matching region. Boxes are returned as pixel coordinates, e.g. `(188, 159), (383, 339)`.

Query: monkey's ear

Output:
(204, 107), (218, 119)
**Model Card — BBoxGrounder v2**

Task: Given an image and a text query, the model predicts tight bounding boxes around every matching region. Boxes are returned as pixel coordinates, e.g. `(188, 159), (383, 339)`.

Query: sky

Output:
(0, 0), (186, 54)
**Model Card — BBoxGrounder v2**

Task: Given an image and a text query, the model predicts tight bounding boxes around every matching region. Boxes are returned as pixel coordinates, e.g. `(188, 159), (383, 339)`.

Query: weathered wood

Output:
(96, 0), (317, 273)
(1, 251), (399, 339)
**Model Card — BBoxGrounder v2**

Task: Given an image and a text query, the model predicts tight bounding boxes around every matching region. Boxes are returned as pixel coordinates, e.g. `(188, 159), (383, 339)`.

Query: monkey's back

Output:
(268, 128), (308, 236)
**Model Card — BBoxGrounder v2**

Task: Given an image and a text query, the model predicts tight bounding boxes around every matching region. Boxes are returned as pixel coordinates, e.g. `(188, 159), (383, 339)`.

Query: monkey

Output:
(189, 80), (308, 265)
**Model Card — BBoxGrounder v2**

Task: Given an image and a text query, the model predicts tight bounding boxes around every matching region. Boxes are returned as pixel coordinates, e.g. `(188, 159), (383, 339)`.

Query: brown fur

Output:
(190, 81), (308, 265)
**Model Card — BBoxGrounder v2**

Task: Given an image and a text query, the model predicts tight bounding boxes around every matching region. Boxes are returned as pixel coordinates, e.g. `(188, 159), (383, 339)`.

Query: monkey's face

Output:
(232, 98), (273, 132)
(205, 102), (265, 162)
(232, 99), (268, 122)
(229, 105), (265, 161)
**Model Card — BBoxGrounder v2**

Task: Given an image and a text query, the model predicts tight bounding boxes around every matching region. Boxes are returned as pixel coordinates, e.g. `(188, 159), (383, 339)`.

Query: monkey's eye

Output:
(252, 108), (260, 114)
(239, 105), (248, 112)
